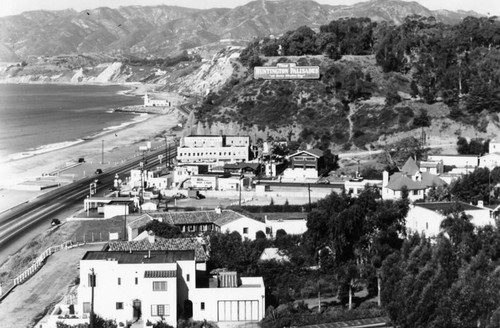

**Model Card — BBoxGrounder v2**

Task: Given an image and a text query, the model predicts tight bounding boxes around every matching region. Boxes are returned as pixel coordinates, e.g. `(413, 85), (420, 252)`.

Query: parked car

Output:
(95, 168), (103, 175)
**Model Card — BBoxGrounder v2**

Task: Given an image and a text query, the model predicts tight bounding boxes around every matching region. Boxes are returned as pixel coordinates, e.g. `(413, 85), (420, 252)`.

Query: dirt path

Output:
(0, 244), (103, 328)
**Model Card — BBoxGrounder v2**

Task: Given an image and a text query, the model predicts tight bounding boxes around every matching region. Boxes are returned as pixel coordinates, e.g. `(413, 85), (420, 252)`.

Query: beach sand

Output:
(0, 86), (186, 213)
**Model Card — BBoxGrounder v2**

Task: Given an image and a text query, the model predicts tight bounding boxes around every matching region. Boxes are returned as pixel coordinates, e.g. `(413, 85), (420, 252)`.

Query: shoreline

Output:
(0, 84), (187, 212)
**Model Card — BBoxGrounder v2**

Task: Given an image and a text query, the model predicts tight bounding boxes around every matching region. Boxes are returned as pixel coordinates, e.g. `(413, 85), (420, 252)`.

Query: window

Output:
(188, 225), (195, 232)
(201, 302), (205, 310)
(117, 277), (121, 285)
(135, 277), (138, 285)
(83, 302), (91, 314)
(153, 281), (168, 291)
(88, 273), (96, 287)
(116, 302), (123, 310)
(243, 227), (248, 234)
(413, 190), (418, 195)
(187, 274), (190, 282)
(151, 304), (170, 316)
(426, 222), (429, 230)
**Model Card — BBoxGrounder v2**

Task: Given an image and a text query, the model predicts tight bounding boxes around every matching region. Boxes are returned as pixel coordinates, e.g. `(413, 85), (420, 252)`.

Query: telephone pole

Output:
(90, 268), (95, 328)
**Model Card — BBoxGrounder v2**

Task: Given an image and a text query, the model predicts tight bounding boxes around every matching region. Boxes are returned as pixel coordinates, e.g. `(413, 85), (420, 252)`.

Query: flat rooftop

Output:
(82, 250), (195, 264)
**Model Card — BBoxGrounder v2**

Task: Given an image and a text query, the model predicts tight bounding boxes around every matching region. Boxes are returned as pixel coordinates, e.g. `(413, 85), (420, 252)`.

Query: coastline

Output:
(0, 83), (186, 213)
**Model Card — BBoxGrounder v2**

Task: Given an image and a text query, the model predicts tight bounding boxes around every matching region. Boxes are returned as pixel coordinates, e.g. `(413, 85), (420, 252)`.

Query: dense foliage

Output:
(234, 15), (500, 140)
(381, 227), (500, 328)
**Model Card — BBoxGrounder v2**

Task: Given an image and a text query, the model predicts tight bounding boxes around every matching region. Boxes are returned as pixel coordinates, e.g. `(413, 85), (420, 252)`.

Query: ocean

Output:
(0, 84), (143, 162)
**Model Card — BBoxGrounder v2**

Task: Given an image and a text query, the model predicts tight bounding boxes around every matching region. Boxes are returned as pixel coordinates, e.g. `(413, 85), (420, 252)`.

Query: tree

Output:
(384, 136), (429, 167)
(139, 220), (182, 238)
(412, 110), (431, 128)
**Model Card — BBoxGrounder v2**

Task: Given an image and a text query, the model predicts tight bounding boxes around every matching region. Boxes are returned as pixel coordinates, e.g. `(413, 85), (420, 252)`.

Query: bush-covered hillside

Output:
(194, 15), (500, 151)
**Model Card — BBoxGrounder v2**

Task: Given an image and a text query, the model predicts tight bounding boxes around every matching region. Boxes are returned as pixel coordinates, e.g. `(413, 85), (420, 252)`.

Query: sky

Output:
(1, 0), (499, 17)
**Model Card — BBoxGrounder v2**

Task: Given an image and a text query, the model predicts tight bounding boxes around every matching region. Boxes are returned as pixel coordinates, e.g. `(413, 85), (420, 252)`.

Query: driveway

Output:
(0, 244), (103, 328)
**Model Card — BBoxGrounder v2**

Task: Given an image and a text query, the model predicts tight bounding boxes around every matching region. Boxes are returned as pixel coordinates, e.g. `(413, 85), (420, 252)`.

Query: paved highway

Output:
(0, 145), (176, 247)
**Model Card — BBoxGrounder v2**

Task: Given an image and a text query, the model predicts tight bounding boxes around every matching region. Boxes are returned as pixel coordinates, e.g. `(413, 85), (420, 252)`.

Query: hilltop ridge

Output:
(0, 0), (482, 61)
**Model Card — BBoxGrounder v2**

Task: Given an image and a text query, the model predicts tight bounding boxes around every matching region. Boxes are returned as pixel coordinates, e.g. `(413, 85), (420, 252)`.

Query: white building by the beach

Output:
(144, 93), (170, 107)
(176, 135), (250, 169)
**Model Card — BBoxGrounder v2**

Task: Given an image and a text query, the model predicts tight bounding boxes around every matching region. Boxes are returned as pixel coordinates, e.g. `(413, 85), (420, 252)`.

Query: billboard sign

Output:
(254, 63), (320, 80)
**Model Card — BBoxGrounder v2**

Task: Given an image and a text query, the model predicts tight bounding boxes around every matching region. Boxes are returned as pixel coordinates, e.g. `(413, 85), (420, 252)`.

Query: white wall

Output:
(428, 155), (479, 168)
(406, 205), (494, 238)
(190, 277), (265, 323)
(221, 217), (266, 240)
(281, 168), (318, 180)
(479, 154), (500, 170)
(265, 218), (307, 236)
(104, 204), (130, 219)
(406, 206), (443, 237)
(78, 260), (178, 327)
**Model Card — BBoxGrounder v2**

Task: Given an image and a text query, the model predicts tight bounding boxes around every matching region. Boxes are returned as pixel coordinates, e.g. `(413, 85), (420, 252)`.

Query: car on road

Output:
(95, 168), (103, 175)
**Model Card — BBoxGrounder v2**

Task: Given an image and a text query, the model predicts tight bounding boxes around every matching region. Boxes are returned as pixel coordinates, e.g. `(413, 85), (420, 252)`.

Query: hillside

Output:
(0, 0), (482, 61)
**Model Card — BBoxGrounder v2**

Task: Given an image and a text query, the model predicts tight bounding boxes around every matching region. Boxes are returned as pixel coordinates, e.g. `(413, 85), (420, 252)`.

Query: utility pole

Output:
(164, 136), (168, 168)
(239, 172), (243, 206)
(90, 268), (95, 328)
(123, 204), (127, 241)
(308, 183), (311, 212)
(101, 140), (104, 164)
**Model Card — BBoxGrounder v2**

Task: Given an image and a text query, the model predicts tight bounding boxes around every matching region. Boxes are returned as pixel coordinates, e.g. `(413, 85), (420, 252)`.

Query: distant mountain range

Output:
(0, 0), (483, 61)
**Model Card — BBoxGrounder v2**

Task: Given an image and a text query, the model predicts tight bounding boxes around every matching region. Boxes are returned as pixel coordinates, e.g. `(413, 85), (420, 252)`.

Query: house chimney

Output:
(478, 200), (484, 208)
(215, 207), (222, 214)
(147, 230), (155, 243)
(383, 171), (389, 187)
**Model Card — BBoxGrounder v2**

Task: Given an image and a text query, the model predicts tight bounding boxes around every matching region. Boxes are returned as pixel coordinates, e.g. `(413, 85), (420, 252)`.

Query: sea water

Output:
(0, 84), (143, 162)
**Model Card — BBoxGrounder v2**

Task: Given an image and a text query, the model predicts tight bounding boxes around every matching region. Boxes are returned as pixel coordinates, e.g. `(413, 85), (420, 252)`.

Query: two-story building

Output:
(78, 250), (190, 327)
(77, 238), (265, 327)
(382, 157), (446, 201)
(176, 135), (250, 170)
(282, 148), (325, 181)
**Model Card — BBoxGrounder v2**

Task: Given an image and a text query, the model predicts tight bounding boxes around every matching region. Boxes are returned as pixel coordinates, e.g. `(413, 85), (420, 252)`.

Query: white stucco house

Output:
(406, 201), (494, 238)
(77, 238), (265, 327)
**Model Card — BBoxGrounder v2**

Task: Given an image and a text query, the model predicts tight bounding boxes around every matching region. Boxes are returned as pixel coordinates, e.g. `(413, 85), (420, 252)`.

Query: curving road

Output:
(0, 145), (176, 248)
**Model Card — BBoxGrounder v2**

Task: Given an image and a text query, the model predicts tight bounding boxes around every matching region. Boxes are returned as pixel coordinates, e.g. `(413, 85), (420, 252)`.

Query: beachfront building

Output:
(77, 238), (265, 327)
(176, 135), (250, 170)
(382, 157), (446, 201)
(144, 92), (170, 107)
(406, 201), (493, 238)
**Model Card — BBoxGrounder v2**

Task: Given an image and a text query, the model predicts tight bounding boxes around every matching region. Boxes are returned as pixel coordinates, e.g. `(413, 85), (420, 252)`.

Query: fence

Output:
(0, 240), (73, 301)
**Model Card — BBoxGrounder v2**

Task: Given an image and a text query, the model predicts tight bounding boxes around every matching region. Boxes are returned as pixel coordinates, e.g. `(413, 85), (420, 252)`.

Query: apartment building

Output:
(177, 135), (250, 168)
